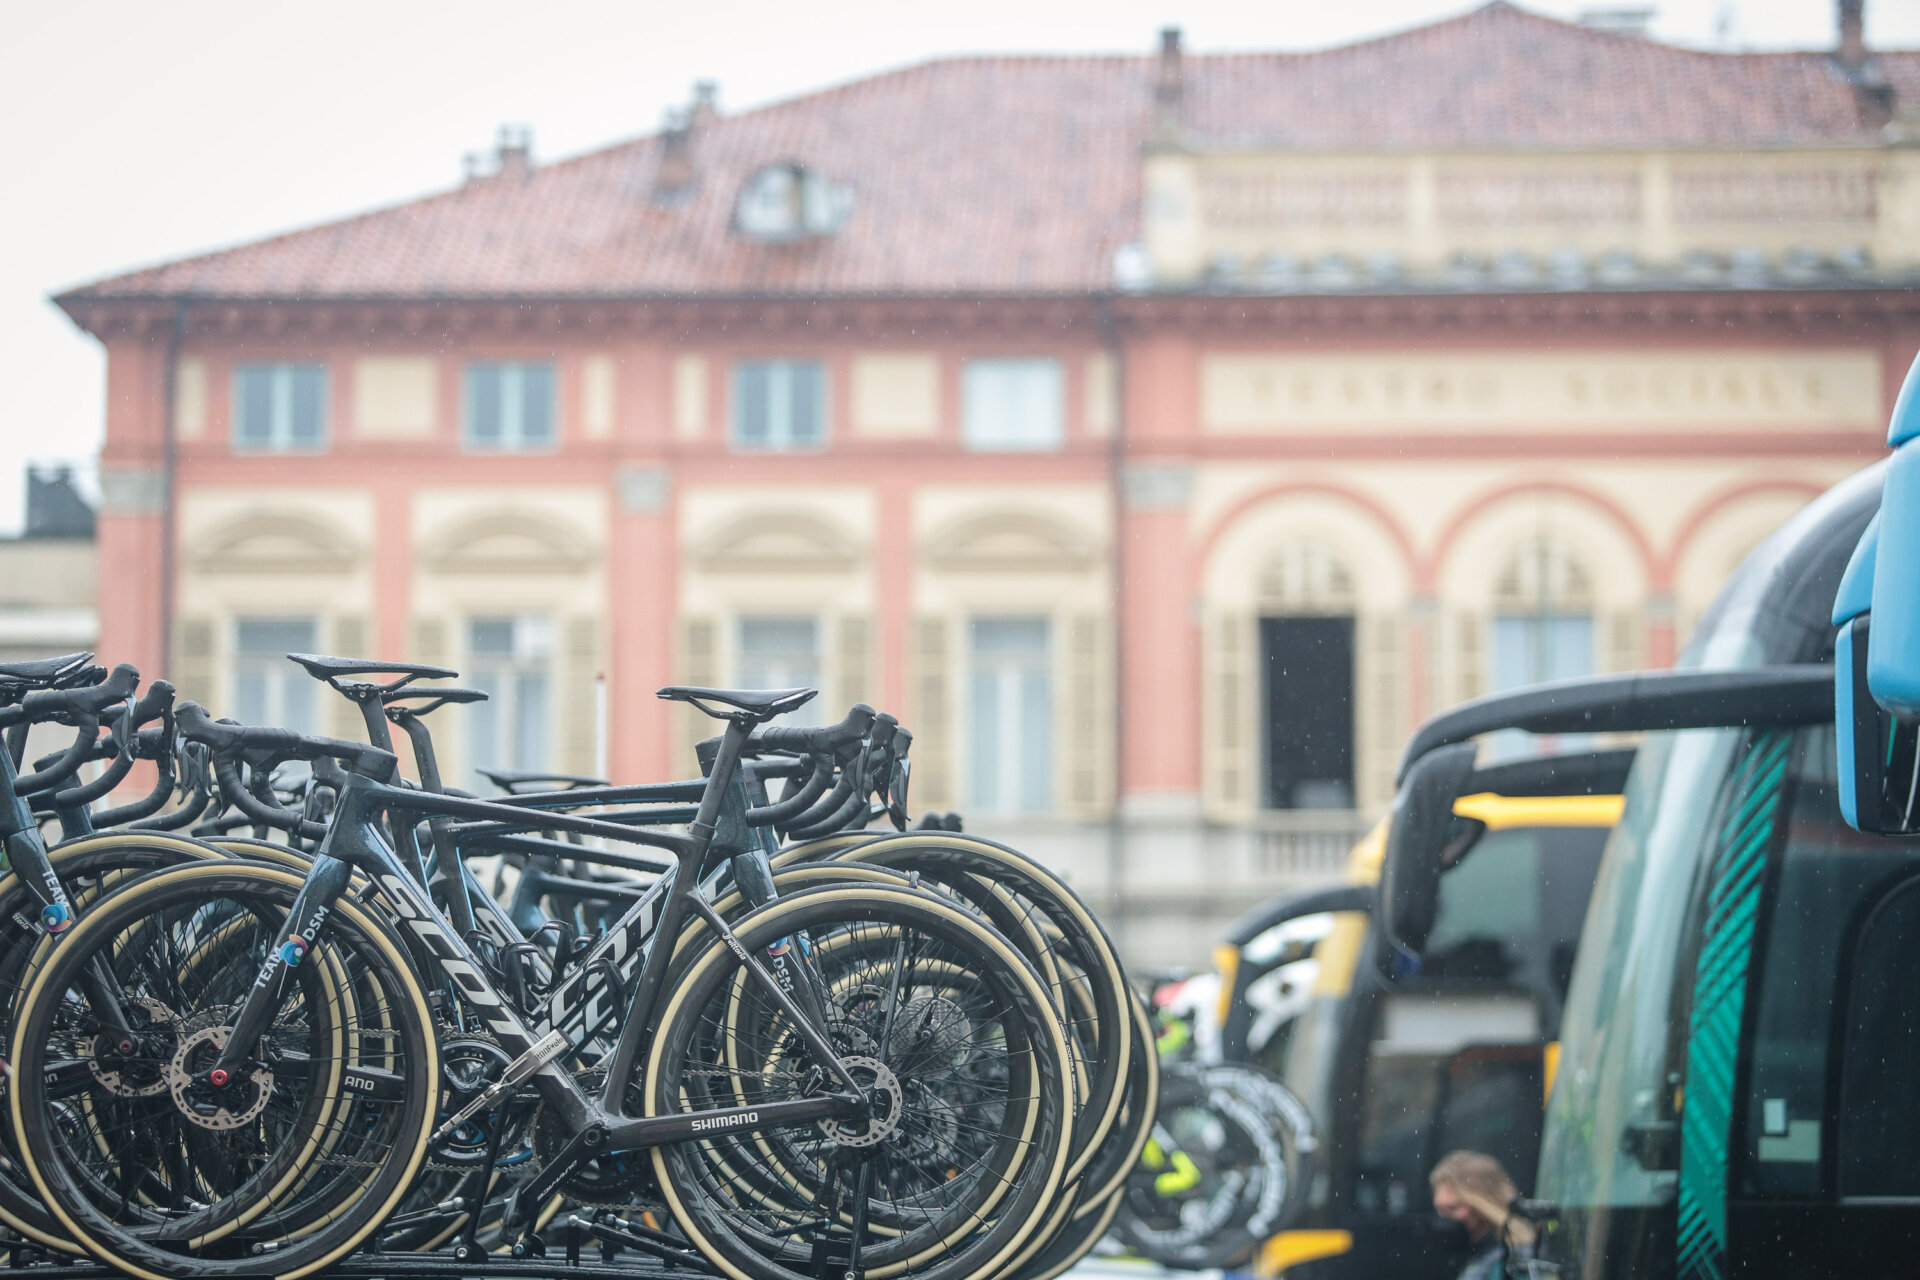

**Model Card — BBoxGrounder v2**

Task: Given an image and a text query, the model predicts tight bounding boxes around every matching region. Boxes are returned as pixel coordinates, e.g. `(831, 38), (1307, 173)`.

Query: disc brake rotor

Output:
(167, 1024), (273, 1132)
(89, 996), (177, 1098)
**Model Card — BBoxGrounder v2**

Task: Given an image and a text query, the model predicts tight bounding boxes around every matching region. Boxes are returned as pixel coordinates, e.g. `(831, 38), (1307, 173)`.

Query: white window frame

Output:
(730, 359), (828, 452)
(233, 363), (328, 453)
(961, 357), (1063, 452)
(465, 615), (555, 784)
(231, 616), (320, 735)
(734, 615), (824, 727)
(464, 361), (558, 451)
(965, 616), (1054, 816)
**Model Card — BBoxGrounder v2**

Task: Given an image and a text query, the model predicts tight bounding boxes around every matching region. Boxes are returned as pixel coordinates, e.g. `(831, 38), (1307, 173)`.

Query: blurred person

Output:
(1431, 1150), (1534, 1280)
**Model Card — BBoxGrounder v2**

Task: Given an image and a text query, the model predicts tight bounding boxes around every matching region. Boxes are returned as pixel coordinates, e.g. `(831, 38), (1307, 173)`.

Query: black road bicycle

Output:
(7, 683), (1077, 1280)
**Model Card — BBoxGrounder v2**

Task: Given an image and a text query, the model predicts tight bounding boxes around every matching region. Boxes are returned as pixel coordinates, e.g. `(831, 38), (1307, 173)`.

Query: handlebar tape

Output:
(751, 704), (877, 756)
(2, 663), (139, 727)
(176, 702), (395, 774)
(743, 758), (833, 825)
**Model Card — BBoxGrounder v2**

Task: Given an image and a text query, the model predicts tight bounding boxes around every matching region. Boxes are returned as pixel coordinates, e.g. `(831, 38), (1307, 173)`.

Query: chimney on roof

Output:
(691, 80), (720, 124)
(1833, 0), (1896, 127)
(654, 84), (712, 207)
(494, 124), (534, 179)
(1837, 0), (1866, 70)
(1151, 26), (1185, 149)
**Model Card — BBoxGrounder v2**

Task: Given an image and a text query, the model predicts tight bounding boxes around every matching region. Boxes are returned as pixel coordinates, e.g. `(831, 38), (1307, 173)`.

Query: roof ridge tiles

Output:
(54, 2), (1920, 308)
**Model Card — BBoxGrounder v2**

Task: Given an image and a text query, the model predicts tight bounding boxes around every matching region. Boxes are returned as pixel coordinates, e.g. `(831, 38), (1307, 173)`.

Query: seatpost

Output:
(390, 708), (477, 936)
(686, 714), (757, 861)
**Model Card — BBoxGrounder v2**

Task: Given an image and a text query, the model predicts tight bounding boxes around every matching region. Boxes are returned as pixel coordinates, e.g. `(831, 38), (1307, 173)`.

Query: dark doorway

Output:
(1262, 615), (1356, 809)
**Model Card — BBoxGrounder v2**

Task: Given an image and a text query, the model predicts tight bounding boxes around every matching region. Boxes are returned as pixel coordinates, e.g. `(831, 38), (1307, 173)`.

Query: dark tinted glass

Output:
(1739, 726), (1920, 1197)
(1838, 878), (1920, 1197)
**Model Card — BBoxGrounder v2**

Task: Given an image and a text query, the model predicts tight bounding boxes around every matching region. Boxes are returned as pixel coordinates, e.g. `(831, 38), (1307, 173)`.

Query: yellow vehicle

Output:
(1212, 750), (1626, 1279)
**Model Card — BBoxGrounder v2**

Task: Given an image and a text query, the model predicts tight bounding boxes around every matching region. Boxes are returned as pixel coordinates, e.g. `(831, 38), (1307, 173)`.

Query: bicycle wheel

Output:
(797, 833), (1132, 1183)
(1013, 1182), (1122, 1280)
(8, 861), (437, 1280)
(0, 832), (233, 1251)
(1111, 1061), (1298, 1271)
(649, 882), (1074, 1280)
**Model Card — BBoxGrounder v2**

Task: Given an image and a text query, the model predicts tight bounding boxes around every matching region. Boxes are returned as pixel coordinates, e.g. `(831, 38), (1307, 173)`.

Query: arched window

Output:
(1490, 537), (1594, 693)
(1258, 539), (1358, 810)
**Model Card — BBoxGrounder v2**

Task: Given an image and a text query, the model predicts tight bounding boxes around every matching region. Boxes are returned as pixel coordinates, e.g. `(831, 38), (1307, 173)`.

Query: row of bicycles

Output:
(0, 650), (1157, 1280)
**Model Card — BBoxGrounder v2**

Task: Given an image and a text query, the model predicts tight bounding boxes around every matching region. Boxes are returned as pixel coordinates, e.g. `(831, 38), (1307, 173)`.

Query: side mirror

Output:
(1837, 615), (1920, 834)
(1868, 439), (1920, 719)
(1380, 741), (1479, 953)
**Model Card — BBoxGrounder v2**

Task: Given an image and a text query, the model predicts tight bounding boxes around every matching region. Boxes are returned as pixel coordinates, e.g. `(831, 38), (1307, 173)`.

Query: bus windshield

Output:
(1536, 628), (1762, 1211)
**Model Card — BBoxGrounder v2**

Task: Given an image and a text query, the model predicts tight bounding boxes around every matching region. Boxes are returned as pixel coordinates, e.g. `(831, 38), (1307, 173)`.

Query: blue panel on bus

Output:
(1868, 445), (1920, 716)
(1832, 512), (1878, 625)
(1891, 350), (1920, 447)
(1837, 617), (1861, 829)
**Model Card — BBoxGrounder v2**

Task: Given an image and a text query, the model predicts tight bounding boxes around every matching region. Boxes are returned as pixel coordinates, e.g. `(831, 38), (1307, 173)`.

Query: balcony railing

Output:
(1246, 808), (1377, 882)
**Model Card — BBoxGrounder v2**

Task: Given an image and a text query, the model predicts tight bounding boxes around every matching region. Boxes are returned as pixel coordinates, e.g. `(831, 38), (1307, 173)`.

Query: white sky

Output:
(4, 0), (1917, 532)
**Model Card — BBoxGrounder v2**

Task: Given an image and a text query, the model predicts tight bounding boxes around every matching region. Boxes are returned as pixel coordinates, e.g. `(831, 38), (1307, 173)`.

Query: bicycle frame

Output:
(195, 715), (867, 1195)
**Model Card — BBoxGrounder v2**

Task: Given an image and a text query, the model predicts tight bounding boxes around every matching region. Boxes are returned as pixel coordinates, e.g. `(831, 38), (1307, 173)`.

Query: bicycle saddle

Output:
(476, 767), (609, 792)
(0, 652), (95, 685)
(287, 653), (459, 681)
(656, 685), (817, 720)
(381, 685), (489, 706)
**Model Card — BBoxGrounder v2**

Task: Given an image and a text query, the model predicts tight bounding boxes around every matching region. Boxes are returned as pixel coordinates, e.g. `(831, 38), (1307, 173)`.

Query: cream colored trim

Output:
(1084, 352), (1117, 436)
(191, 511), (361, 575)
(174, 358), (207, 440)
(418, 510), (595, 575)
(673, 355), (708, 439)
(581, 354), (616, 439)
(1200, 350), (1880, 433)
(850, 352), (939, 438)
(352, 357), (438, 440)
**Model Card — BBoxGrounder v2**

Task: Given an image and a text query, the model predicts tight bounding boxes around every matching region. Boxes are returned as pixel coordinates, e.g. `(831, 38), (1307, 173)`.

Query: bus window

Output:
(1838, 877), (1920, 1197)
(1421, 824), (1607, 1034)
(1354, 823), (1607, 1214)
(1737, 727), (1920, 1199)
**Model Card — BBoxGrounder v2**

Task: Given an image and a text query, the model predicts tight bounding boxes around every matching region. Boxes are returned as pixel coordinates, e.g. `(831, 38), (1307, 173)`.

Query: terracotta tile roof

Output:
(60, 3), (1918, 303)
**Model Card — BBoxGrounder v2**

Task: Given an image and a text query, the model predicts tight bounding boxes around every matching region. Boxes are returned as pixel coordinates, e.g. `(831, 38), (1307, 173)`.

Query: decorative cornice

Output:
(418, 510), (594, 575)
(191, 511), (362, 575)
(690, 510), (864, 574)
(921, 509), (1103, 573)
(55, 285), (1920, 344)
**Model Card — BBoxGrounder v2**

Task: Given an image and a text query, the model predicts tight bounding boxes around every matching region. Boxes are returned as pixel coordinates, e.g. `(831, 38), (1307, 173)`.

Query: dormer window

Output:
(734, 164), (851, 242)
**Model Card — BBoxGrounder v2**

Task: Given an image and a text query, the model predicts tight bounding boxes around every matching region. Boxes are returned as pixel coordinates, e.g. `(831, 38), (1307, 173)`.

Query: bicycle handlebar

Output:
(0, 663), (138, 728)
(749, 704), (877, 757)
(176, 702), (391, 771)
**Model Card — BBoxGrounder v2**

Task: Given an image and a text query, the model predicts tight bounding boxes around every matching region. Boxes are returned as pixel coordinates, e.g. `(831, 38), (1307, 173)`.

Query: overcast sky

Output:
(4, 0), (1916, 532)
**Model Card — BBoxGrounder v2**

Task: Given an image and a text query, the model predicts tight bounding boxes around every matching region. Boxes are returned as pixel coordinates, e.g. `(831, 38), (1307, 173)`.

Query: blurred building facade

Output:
(59, 3), (1920, 962)
(0, 468), (97, 666)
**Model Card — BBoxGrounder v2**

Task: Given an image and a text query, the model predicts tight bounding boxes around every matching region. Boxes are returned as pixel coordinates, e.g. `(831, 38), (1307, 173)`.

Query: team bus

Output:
(1379, 451), (1919, 1278)
(1203, 749), (1625, 1280)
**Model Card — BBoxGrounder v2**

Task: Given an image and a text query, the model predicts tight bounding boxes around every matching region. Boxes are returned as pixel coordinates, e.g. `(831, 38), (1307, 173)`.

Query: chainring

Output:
(531, 1067), (662, 1209)
(430, 1031), (535, 1170)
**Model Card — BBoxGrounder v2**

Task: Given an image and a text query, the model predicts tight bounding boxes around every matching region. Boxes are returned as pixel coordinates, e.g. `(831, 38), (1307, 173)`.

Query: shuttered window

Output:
(234, 363), (327, 452)
(465, 362), (556, 450)
(466, 615), (553, 784)
(737, 616), (822, 726)
(967, 617), (1052, 815)
(732, 360), (826, 450)
(233, 617), (319, 733)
